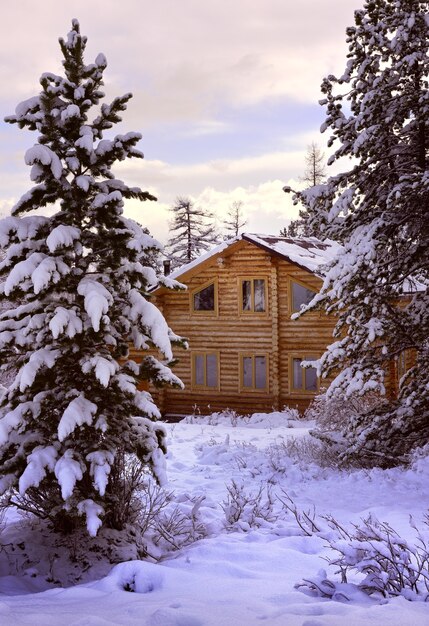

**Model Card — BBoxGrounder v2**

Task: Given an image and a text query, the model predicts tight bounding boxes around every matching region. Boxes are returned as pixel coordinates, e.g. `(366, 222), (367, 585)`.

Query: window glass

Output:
(195, 355), (204, 385)
(206, 354), (218, 387)
(254, 279), (266, 312)
(305, 362), (318, 391)
(242, 280), (251, 311)
(397, 351), (406, 384)
(254, 356), (266, 389)
(292, 356), (318, 391)
(242, 356), (253, 387)
(293, 358), (303, 389)
(193, 353), (218, 388)
(193, 283), (215, 311)
(292, 281), (316, 312)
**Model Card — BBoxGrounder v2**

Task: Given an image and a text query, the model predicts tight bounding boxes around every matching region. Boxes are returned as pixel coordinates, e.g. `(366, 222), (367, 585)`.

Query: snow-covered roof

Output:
(164, 233), (425, 296)
(169, 233), (340, 280)
(169, 236), (240, 279)
(242, 233), (342, 273)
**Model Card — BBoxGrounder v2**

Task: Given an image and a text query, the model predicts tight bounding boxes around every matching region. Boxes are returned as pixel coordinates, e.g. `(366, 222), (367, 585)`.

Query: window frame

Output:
(289, 354), (320, 394)
(191, 351), (220, 391)
(289, 277), (318, 314)
(238, 276), (268, 315)
(239, 352), (269, 392)
(190, 278), (218, 316)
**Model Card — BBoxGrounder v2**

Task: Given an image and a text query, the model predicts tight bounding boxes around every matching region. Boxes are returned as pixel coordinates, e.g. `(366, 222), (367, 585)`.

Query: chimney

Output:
(163, 259), (171, 276)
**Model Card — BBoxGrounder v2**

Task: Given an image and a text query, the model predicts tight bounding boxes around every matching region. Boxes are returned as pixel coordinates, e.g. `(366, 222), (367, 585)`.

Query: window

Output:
(192, 352), (219, 389)
(291, 280), (317, 312)
(291, 356), (319, 392)
(240, 278), (266, 313)
(240, 354), (268, 391)
(397, 351), (406, 385)
(191, 280), (217, 314)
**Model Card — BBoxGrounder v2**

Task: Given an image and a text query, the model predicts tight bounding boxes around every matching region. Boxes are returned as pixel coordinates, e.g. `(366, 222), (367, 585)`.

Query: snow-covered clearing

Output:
(0, 410), (428, 625)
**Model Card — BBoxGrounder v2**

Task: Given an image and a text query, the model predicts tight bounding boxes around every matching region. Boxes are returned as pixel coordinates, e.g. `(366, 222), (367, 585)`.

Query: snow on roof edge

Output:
(169, 233), (342, 279)
(168, 235), (240, 280)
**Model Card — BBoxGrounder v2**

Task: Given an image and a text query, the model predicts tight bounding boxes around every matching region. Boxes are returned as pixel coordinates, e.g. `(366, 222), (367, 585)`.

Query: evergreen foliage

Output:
(0, 20), (183, 534)
(279, 221), (309, 238)
(165, 197), (218, 268)
(289, 0), (429, 466)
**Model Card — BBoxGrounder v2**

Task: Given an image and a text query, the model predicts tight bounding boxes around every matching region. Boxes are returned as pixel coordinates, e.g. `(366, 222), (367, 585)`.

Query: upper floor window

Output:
(291, 355), (319, 392)
(291, 280), (317, 312)
(241, 278), (266, 313)
(191, 280), (217, 314)
(240, 354), (268, 391)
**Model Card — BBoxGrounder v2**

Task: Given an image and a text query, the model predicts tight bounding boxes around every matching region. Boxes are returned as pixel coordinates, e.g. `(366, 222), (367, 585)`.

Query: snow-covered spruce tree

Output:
(165, 196), (219, 268)
(0, 20), (183, 535)
(288, 0), (429, 466)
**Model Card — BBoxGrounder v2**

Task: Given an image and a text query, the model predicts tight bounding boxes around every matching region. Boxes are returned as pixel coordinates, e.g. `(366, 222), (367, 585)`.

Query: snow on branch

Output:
(80, 355), (117, 387)
(0, 400), (41, 446)
(77, 278), (113, 332)
(0, 216), (48, 247)
(49, 306), (83, 339)
(86, 450), (114, 496)
(15, 348), (60, 392)
(54, 450), (84, 499)
(19, 445), (58, 495)
(127, 289), (173, 360)
(4, 252), (71, 295)
(57, 394), (98, 441)
(77, 499), (104, 537)
(25, 145), (63, 180)
(46, 225), (81, 252)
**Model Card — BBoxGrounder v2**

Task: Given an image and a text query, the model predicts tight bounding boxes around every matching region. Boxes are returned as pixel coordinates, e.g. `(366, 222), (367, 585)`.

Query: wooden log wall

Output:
(149, 241), (339, 416)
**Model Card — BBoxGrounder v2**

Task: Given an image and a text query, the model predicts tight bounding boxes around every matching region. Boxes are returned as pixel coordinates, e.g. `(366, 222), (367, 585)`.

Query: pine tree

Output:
(0, 20), (183, 535)
(279, 221), (309, 238)
(223, 200), (247, 238)
(165, 196), (218, 268)
(290, 0), (429, 466)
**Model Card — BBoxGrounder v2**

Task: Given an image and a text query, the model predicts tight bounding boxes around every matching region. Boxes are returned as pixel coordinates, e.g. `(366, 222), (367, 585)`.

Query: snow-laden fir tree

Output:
(288, 0), (429, 466)
(165, 196), (218, 268)
(0, 20), (184, 535)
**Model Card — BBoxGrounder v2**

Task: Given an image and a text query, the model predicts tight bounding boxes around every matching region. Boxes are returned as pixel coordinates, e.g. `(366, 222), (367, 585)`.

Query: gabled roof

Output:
(242, 234), (342, 274)
(169, 233), (341, 280)
(156, 232), (425, 296)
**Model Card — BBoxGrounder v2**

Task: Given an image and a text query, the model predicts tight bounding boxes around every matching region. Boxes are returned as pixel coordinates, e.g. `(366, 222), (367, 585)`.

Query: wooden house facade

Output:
(149, 234), (345, 416)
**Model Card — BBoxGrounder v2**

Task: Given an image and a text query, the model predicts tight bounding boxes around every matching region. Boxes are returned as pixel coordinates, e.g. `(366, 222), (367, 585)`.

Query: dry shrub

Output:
(266, 436), (338, 471)
(221, 480), (277, 531)
(305, 390), (386, 433)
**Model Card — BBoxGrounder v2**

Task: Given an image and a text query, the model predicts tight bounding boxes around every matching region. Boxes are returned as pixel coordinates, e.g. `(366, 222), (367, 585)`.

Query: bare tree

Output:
(281, 143), (327, 238)
(301, 142), (327, 187)
(224, 201), (247, 238)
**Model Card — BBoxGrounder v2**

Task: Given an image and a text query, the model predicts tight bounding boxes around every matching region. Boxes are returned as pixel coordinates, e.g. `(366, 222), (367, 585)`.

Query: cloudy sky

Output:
(1, 0), (358, 243)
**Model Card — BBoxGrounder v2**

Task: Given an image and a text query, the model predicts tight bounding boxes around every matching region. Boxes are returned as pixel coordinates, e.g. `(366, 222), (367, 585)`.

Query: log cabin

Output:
(146, 233), (344, 417)
(145, 233), (413, 417)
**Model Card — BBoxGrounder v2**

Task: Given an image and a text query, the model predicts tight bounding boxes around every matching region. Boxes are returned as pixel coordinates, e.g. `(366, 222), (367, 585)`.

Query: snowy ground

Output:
(1, 410), (429, 625)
